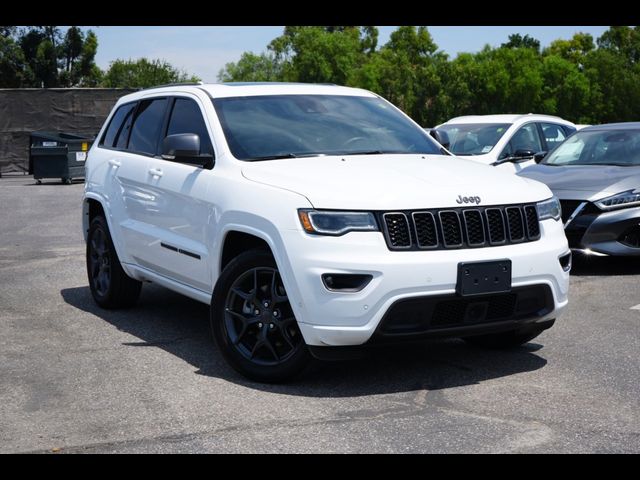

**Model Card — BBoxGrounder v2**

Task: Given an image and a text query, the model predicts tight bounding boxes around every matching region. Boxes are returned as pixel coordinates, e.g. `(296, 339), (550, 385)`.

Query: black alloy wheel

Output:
(211, 250), (310, 382)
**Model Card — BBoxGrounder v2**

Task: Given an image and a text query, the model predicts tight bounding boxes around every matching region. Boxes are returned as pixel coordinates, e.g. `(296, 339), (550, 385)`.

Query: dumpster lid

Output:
(30, 131), (95, 142)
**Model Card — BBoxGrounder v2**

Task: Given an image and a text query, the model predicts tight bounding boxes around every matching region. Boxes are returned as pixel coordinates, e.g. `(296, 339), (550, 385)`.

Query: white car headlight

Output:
(595, 190), (640, 211)
(537, 196), (562, 221)
(298, 209), (378, 236)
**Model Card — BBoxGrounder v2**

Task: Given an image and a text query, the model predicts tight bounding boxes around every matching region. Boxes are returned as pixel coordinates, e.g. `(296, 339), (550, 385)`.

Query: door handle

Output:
(108, 159), (121, 168)
(148, 168), (163, 178)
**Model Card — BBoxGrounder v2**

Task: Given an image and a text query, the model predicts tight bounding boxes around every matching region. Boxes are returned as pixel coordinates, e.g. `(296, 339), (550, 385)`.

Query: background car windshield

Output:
(543, 129), (640, 166)
(212, 95), (442, 160)
(438, 123), (510, 155)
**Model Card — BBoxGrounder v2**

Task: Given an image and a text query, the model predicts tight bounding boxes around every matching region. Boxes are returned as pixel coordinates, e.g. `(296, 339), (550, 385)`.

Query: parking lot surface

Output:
(1, 176), (639, 453)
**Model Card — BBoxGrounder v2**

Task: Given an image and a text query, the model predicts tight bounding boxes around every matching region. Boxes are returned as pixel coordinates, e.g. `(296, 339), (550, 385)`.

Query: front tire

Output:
(463, 320), (555, 348)
(211, 249), (310, 382)
(86, 215), (142, 309)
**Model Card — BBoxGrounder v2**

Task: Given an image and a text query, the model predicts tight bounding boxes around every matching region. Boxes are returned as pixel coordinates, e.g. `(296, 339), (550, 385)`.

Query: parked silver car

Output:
(519, 122), (640, 256)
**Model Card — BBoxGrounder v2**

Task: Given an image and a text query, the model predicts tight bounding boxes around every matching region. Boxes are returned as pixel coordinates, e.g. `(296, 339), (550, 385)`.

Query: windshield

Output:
(543, 129), (640, 166)
(211, 94), (443, 161)
(438, 123), (511, 155)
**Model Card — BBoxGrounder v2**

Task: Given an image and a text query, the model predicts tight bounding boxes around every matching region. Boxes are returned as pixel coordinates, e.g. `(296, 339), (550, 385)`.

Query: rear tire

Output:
(86, 215), (142, 309)
(463, 320), (555, 349)
(211, 249), (310, 383)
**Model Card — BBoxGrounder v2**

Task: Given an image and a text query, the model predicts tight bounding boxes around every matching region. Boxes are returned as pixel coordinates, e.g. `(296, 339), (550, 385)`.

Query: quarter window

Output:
(166, 98), (213, 156)
(128, 98), (168, 156)
(100, 103), (135, 149)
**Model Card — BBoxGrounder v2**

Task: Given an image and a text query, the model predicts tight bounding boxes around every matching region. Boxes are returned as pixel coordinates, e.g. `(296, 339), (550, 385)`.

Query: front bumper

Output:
(281, 219), (570, 346)
(565, 204), (640, 256)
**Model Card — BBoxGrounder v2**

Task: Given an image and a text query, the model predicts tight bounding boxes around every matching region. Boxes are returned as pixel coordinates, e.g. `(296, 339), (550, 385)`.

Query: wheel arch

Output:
(82, 193), (134, 277)
(215, 223), (306, 324)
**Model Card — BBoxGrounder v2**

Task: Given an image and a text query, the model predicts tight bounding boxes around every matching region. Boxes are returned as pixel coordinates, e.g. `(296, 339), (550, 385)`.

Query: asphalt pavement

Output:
(0, 175), (639, 453)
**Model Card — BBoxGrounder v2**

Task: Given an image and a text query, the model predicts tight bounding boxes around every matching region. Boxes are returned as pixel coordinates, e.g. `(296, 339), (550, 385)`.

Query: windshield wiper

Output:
(247, 152), (333, 161)
(248, 153), (299, 161)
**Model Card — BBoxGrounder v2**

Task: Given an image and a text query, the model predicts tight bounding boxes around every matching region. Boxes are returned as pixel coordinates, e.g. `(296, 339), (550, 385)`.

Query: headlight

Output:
(537, 196), (562, 221)
(298, 209), (378, 235)
(595, 190), (640, 211)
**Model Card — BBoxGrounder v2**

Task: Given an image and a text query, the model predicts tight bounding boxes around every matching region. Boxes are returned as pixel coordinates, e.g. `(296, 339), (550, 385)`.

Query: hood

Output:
(518, 164), (640, 202)
(241, 154), (551, 210)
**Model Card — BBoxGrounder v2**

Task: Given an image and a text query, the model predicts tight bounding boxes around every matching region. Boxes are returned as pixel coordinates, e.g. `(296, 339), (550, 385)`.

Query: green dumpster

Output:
(30, 131), (94, 184)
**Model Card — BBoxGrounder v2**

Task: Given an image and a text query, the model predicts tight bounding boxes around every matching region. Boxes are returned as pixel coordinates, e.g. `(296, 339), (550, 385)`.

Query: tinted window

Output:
(212, 95), (442, 161)
(128, 98), (168, 155)
(101, 103), (135, 148)
(500, 123), (542, 159)
(541, 122), (567, 150)
(437, 123), (510, 155)
(167, 98), (213, 156)
(544, 129), (640, 166)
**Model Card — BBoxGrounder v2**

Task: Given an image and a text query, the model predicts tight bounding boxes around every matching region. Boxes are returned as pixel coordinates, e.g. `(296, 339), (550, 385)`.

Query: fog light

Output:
(559, 252), (572, 272)
(322, 274), (372, 292)
(619, 224), (640, 248)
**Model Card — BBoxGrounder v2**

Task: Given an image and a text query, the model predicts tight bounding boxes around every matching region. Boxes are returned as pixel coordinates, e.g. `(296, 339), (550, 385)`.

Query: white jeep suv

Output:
(435, 114), (577, 173)
(83, 83), (571, 382)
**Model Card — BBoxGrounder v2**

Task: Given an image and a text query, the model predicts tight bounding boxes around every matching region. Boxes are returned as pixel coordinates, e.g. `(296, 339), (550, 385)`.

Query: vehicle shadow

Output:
(61, 284), (548, 398)
(570, 254), (640, 276)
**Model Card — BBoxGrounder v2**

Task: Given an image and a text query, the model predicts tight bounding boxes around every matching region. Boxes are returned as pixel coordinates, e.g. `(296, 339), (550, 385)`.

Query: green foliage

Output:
(219, 25), (640, 126)
(501, 33), (541, 53)
(0, 27), (196, 89)
(0, 26), (101, 87)
(218, 52), (281, 82)
(2, 25), (640, 127)
(0, 34), (27, 87)
(102, 58), (200, 88)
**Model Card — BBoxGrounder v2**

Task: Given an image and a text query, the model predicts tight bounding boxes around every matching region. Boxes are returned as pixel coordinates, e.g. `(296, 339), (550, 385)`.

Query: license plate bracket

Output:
(456, 260), (512, 296)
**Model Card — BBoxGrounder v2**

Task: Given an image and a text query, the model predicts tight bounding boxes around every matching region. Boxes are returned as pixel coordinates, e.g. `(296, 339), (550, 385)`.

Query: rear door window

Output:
(128, 98), (169, 156)
(100, 103), (136, 149)
(540, 122), (567, 150)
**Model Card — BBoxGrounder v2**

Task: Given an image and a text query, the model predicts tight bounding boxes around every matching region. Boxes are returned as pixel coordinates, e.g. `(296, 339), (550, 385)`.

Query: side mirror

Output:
(162, 133), (214, 169)
(533, 151), (547, 163)
(513, 149), (536, 159)
(429, 129), (450, 150)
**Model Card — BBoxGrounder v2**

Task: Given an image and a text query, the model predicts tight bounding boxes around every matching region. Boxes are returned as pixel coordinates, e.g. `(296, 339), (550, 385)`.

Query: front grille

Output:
(376, 285), (554, 336)
(380, 204), (541, 251)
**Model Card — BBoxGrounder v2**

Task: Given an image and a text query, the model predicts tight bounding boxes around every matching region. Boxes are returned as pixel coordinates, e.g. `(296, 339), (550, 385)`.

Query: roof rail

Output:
(137, 81), (204, 91)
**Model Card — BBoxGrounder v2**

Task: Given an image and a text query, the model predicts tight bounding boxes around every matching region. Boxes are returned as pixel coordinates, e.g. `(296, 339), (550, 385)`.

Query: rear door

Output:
(99, 100), (156, 264)
(141, 95), (216, 292)
(113, 97), (171, 268)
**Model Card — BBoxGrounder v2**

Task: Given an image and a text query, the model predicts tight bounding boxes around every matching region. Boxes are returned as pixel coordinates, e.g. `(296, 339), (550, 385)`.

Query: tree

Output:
(266, 26), (377, 85)
(102, 58), (200, 88)
(544, 32), (594, 65)
(597, 26), (640, 64)
(218, 52), (281, 82)
(501, 34), (541, 53)
(0, 34), (27, 87)
(4, 26), (102, 87)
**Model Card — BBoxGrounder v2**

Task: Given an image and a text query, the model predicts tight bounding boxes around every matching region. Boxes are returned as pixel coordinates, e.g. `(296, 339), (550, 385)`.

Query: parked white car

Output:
(83, 83), (570, 381)
(435, 114), (577, 173)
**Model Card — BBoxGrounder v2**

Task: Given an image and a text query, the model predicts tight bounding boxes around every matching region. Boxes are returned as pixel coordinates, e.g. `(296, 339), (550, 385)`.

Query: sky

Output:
(88, 26), (611, 82)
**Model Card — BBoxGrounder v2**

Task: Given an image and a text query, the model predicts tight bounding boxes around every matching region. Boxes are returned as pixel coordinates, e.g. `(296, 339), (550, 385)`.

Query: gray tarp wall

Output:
(0, 88), (135, 174)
